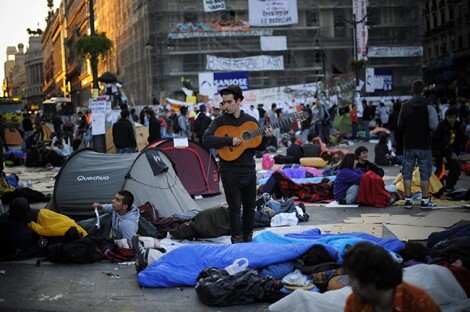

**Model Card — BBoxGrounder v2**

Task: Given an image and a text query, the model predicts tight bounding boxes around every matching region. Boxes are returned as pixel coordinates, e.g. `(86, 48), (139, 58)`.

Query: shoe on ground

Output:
(132, 236), (148, 273)
(443, 187), (456, 194)
(403, 200), (413, 209)
(420, 200), (437, 210)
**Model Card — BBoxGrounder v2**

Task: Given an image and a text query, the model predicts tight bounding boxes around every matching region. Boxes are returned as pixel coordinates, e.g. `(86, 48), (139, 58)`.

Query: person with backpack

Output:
(62, 118), (75, 145)
(146, 108), (161, 144)
(175, 106), (190, 138)
(194, 104), (212, 145)
(112, 109), (137, 153)
(92, 190), (140, 240)
(312, 99), (329, 144)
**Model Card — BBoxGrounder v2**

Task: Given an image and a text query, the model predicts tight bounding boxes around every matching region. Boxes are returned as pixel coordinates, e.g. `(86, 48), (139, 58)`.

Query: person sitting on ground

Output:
(333, 153), (364, 204)
(52, 136), (72, 157)
(302, 131), (321, 157)
(286, 136), (304, 163)
(432, 107), (465, 193)
(92, 190), (140, 240)
(343, 241), (440, 312)
(355, 145), (385, 177)
(0, 197), (46, 259)
(374, 133), (395, 166)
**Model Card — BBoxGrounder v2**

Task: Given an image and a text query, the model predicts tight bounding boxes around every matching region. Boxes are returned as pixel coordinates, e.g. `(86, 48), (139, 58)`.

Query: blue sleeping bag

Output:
(137, 230), (403, 288)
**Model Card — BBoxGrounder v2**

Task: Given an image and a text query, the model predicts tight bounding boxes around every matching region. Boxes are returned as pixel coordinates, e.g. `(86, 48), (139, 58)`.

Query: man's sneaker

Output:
(403, 200), (413, 209)
(420, 200), (437, 210)
(132, 236), (148, 272)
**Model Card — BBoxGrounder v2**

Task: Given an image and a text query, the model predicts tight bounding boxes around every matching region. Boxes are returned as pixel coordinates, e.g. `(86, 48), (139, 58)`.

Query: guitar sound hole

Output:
(241, 131), (252, 141)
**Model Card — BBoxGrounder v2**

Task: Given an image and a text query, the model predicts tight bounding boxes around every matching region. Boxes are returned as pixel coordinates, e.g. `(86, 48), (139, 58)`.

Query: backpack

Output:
(46, 236), (103, 264)
(262, 154), (274, 170)
(64, 120), (74, 129)
(172, 115), (182, 133)
(138, 201), (158, 223)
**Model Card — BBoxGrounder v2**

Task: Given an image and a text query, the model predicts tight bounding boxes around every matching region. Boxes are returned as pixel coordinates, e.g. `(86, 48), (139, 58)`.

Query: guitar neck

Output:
(252, 116), (297, 137)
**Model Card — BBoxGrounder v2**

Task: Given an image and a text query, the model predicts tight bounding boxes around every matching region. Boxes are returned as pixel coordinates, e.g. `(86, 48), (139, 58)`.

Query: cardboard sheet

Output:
(330, 223), (383, 237)
(384, 224), (445, 241)
(388, 211), (470, 228)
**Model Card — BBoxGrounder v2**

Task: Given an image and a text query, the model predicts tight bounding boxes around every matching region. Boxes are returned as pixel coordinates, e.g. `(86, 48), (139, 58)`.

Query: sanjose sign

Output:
(76, 175), (110, 182)
(214, 71), (249, 91)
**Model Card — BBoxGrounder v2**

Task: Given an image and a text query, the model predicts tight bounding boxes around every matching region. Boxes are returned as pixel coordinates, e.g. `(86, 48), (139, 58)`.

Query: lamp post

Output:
(339, 13), (368, 102)
(145, 34), (175, 105)
(89, 0), (106, 153)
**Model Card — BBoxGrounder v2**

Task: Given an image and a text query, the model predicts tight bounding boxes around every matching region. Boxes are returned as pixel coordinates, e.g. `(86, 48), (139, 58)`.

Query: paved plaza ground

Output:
(1, 141), (469, 312)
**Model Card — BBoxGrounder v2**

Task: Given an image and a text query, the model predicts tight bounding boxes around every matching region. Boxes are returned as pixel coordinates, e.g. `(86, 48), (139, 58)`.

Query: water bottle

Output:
(27, 180), (33, 189)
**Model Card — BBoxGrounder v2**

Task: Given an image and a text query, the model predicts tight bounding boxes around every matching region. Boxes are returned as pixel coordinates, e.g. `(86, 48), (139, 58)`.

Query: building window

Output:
(184, 12), (197, 23)
(458, 36), (463, 50)
(306, 10), (318, 27)
(221, 10), (235, 20)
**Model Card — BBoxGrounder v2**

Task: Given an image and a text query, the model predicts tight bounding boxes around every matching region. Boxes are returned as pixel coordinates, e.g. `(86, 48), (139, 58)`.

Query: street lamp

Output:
(337, 14), (369, 101)
(145, 34), (175, 104)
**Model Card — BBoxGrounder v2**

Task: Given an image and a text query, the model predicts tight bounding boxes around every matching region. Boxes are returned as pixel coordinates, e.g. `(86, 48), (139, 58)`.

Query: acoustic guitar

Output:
(215, 111), (308, 161)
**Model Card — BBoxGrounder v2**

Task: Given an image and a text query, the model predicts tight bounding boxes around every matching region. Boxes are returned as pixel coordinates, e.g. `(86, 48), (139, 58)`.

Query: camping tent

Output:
(50, 148), (199, 217)
(148, 139), (220, 196)
(5, 127), (23, 146)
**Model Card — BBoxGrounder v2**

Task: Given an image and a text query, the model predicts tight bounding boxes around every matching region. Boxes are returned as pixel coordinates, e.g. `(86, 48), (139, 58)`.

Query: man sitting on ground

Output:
(302, 131), (321, 157)
(286, 136), (304, 163)
(92, 190), (140, 240)
(355, 145), (385, 177)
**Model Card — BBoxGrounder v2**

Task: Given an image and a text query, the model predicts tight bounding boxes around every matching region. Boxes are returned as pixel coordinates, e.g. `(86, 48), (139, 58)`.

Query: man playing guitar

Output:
(203, 85), (273, 244)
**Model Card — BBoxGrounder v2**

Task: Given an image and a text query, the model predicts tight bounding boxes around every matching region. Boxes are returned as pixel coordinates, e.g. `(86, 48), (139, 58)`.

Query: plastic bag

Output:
(224, 257), (249, 275)
(195, 268), (284, 307)
(282, 269), (312, 287)
(270, 212), (298, 227)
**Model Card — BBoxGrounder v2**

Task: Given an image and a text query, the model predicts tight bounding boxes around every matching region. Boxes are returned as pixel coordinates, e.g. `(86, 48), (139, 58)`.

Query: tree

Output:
(76, 32), (113, 89)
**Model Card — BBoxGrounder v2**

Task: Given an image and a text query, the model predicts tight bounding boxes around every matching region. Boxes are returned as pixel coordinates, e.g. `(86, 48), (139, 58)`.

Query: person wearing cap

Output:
(194, 104), (212, 145)
(203, 85), (273, 244)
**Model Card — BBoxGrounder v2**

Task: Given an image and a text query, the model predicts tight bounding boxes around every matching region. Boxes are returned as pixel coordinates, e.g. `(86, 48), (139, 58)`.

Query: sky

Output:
(0, 0), (60, 96)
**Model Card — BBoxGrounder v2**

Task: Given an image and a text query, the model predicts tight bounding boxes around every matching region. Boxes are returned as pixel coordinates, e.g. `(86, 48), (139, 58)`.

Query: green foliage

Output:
(76, 32), (113, 61)
(348, 59), (367, 71)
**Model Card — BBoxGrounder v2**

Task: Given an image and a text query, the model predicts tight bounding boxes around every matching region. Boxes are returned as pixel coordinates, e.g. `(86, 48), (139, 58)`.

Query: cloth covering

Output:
(137, 230), (404, 288)
(29, 209), (87, 237)
(269, 264), (470, 312)
(357, 170), (392, 208)
(394, 168), (443, 195)
(266, 171), (332, 202)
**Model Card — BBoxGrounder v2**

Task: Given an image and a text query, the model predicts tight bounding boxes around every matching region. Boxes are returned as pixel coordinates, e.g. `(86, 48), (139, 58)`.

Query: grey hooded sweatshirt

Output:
(101, 204), (140, 239)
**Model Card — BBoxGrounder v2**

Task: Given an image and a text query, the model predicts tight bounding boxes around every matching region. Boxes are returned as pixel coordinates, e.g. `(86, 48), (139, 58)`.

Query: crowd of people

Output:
(1, 80), (470, 311)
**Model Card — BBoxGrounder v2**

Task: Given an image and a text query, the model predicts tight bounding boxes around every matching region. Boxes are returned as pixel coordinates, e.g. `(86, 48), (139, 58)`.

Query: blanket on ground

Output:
(263, 171), (333, 202)
(137, 230), (403, 288)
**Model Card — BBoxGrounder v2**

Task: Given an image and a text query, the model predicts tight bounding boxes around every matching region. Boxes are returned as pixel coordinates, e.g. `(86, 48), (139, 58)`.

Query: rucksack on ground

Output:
(46, 236), (103, 264)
